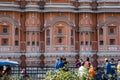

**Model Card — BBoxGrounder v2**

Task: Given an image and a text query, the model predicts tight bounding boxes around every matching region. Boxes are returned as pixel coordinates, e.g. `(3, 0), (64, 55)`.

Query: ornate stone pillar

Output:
(75, 13), (80, 52)
(97, 29), (100, 51)
(38, 0), (46, 53)
(75, 54), (80, 63)
(92, 54), (98, 67)
(39, 13), (45, 52)
(91, 13), (98, 51)
(20, 12), (26, 52)
(20, 55), (26, 67)
(72, 1), (80, 52)
(39, 54), (45, 68)
(91, 13), (98, 67)
(103, 27), (107, 51)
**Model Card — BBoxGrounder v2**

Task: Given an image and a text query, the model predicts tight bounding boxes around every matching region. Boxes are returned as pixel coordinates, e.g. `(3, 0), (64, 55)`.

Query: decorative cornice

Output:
(45, 14), (75, 27)
(91, 0), (98, 10)
(98, 16), (120, 28)
(78, 29), (93, 32)
(37, 1), (46, 10)
(71, 1), (80, 10)
(0, 2), (119, 12)
(0, 14), (20, 27)
(18, 0), (27, 9)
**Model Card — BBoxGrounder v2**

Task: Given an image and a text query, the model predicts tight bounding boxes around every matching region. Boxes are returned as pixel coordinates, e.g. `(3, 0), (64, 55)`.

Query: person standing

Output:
(78, 62), (88, 79)
(85, 57), (91, 68)
(117, 59), (120, 80)
(75, 59), (83, 68)
(110, 58), (116, 79)
(57, 58), (64, 69)
(94, 67), (102, 80)
(54, 59), (59, 71)
(88, 64), (95, 79)
(20, 68), (26, 80)
(104, 58), (111, 80)
(62, 58), (69, 71)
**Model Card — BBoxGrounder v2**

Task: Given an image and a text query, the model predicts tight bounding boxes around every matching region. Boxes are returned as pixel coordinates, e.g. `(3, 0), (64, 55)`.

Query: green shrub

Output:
(0, 74), (20, 80)
(0, 74), (32, 80)
(45, 68), (92, 80)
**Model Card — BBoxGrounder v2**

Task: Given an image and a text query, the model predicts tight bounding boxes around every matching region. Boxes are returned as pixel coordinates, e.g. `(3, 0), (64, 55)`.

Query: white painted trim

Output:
(35, 32), (37, 52)
(30, 32), (32, 52)
(45, 29), (46, 52)
(68, 25), (70, 51)
(12, 12), (15, 51)
(118, 25), (120, 45)
(19, 20), (20, 51)
(88, 32), (90, 45)
(44, 52), (77, 56)
(103, 27), (107, 49)
(50, 27), (52, 52)
(74, 28), (75, 52)
(83, 33), (85, 51)
(97, 29), (100, 51)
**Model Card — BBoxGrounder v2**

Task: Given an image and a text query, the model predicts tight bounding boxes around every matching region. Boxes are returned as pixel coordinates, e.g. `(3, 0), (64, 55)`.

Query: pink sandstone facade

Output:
(0, 0), (120, 67)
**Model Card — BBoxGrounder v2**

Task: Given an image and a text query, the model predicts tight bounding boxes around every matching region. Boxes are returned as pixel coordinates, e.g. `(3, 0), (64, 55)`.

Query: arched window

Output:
(46, 38), (50, 45)
(99, 41), (104, 45)
(81, 41), (84, 45)
(99, 28), (103, 35)
(15, 28), (19, 35)
(2, 38), (8, 46)
(71, 30), (73, 36)
(109, 39), (115, 45)
(108, 26), (116, 35)
(46, 29), (50, 36)
(58, 38), (62, 44)
(2, 25), (8, 34)
(71, 38), (74, 45)
(15, 41), (19, 46)
(58, 28), (62, 34)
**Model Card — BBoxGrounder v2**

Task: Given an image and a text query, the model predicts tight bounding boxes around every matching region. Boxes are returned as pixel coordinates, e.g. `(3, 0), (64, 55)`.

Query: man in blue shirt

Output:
(54, 59), (59, 71)
(57, 58), (64, 68)
(54, 58), (64, 72)
(110, 58), (116, 79)
(104, 58), (111, 80)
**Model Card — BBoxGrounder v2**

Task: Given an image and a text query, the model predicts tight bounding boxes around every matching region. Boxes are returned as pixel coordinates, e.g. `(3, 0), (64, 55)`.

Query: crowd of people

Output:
(0, 65), (12, 79)
(54, 57), (69, 72)
(76, 57), (120, 80)
(54, 57), (120, 80)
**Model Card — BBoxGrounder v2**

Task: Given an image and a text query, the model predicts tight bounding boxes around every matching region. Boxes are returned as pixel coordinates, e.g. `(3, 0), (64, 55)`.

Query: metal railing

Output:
(1, 66), (118, 80)
(10, 66), (75, 80)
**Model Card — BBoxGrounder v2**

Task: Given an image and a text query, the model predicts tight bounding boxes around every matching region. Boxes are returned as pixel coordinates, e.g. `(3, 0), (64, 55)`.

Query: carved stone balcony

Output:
(55, 33), (65, 37)
(71, 1), (80, 10)
(18, 0), (27, 9)
(80, 45), (92, 51)
(91, 0), (98, 10)
(46, 34), (50, 38)
(26, 27), (40, 32)
(0, 46), (20, 52)
(0, 33), (9, 35)
(99, 45), (120, 51)
(37, 1), (45, 10)
(78, 25), (93, 32)
(26, 46), (40, 53)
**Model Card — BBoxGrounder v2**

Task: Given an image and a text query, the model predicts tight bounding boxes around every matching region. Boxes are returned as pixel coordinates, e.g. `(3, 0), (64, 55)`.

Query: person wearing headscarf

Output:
(117, 59), (120, 80)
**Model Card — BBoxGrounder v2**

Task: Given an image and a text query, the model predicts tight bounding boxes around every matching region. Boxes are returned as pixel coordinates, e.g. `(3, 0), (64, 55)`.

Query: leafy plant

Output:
(0, 74), (20, 80)
(0, 74), (32, 80)
(45, 68), (92, 80)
